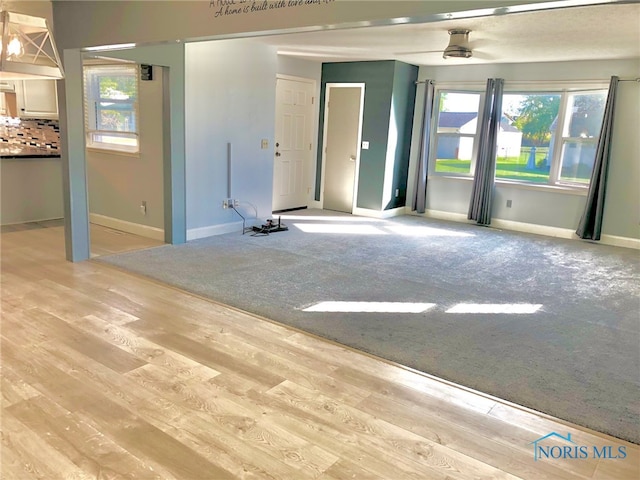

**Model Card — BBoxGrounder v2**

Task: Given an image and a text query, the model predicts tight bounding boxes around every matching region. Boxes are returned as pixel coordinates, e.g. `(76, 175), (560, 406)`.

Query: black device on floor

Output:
(252, 216), (288, 235)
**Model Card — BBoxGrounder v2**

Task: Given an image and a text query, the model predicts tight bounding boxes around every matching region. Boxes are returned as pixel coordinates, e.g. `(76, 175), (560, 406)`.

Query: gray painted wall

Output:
(1, 158), (64, 224)
(277, 56), (321, 83)
(87, 67), (164, 230)
(185, 39), (277, 231)
(408, 59), (640, 239)
(317, 60), (417, 211)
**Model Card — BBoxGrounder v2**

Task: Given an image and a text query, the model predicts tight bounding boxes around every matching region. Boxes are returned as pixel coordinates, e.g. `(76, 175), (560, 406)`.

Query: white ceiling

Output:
(249, 3), (640, 66)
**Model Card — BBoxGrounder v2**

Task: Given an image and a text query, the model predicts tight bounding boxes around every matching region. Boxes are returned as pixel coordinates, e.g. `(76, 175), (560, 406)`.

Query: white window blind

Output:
(83, 64), (139, 153)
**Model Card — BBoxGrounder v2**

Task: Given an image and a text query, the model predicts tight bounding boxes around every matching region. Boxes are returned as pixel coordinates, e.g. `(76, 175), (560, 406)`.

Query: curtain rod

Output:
(415, 77), (640, 85)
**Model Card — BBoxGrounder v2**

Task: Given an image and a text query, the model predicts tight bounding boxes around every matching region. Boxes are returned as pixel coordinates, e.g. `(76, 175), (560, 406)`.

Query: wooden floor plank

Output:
(6, 395), (168, 479)
(1, 410), (95, 480)
(1, 225), (637, 480)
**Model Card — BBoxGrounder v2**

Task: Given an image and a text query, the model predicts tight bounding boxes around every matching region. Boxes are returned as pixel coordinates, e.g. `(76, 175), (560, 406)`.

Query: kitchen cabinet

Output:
(1, 80), (58, 119)
(0, 82), (12, 115)
(16, 80), (58, 119)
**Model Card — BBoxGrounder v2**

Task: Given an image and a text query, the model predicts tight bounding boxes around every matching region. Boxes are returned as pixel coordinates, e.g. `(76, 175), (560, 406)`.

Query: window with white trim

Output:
(430, 86), (608, 187)
(432, 91), (481, 176)
(83, 64), (139, 153)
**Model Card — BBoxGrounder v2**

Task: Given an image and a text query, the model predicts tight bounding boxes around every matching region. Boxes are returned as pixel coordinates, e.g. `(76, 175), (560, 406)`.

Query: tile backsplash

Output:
(0, 116), (60, 156)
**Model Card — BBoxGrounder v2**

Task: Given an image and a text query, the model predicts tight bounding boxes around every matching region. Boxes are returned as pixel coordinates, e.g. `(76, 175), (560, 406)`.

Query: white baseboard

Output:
(421, 209), (471, 224)
(352, 206), (406, 218)
(490, 218), (577, 240)
(600, 234), (640, 250)
(414, 209), (640, 249)
(420, 209), (577, 239)
(2, 216), (63, 226)
(90, 213), (164, 241)
(187, 221), (244, 241)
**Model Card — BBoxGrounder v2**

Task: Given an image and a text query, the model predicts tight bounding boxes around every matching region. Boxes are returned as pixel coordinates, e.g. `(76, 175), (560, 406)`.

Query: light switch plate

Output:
(261, 139), (269, 149)
(362, 141), (369, 150)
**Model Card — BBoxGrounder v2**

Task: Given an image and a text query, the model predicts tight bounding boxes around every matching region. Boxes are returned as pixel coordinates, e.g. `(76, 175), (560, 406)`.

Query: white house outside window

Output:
(83, 64), (139, 153)
(430, 86), (608, 188)
(432, 91), (481, 176)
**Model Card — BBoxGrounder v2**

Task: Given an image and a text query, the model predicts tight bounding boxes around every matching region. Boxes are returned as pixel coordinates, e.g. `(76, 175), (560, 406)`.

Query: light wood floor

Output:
(1, 225), (638, 479)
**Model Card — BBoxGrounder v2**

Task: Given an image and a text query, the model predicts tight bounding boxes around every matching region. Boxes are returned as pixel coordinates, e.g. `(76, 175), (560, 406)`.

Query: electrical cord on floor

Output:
(230, 205), (252, 235)
(232, 202), (260, 235)
(250, 226), (271, 237)
(235, 201), (258, 221)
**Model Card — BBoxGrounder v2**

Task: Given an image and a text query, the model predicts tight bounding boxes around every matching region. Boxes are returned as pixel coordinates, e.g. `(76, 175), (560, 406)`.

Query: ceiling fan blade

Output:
(394, 49), (444, 55)
(471, 50), (493, 60)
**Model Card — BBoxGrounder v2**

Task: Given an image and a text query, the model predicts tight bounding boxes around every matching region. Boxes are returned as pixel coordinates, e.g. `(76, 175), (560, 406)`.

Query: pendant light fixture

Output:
(0, 10), (64, 79)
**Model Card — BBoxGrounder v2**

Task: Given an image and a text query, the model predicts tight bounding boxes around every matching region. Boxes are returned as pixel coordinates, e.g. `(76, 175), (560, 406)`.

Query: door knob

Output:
(349, 155), (356, 161)
(275, 151), (281, 157)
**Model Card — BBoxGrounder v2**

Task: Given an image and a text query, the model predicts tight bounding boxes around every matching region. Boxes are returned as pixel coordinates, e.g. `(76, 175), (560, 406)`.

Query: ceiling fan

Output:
(395, 29), (481, 60)
(442, 29), (473, 59)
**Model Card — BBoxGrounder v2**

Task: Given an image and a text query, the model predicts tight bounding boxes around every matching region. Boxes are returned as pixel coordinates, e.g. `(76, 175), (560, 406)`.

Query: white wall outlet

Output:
(362, 141), (369, 150)
(395, 189), (399, 198)
(140, 201), (147, 215)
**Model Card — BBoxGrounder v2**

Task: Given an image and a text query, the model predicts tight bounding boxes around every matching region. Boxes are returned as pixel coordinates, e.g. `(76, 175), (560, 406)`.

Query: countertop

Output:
(1, 153), (61, 159)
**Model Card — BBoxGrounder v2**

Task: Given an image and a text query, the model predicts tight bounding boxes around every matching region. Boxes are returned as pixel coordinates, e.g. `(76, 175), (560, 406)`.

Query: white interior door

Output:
(273, 77), (315, 212)
(322, 85), (364, 213)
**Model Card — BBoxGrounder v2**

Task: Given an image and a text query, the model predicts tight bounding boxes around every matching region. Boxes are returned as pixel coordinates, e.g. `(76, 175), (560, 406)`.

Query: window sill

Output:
(86, 146), (140, 158)
(495, 178), (588, 196)
(429, 174), (589, 196)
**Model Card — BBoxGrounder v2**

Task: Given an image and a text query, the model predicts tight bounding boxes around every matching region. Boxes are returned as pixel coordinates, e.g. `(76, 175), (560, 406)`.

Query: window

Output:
(430, 85), (608, 188)
(499, 90), (606, 185)
(558, 91), (607, 184)
(498, 93), (561, 184)
(432, 91), (481, 175)
(83, 64), (139, 153)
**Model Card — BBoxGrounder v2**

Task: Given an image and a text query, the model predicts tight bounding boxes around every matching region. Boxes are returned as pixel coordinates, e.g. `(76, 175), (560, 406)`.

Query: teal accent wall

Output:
(387, 61), (419, 210)
(315, 60), (418, 211)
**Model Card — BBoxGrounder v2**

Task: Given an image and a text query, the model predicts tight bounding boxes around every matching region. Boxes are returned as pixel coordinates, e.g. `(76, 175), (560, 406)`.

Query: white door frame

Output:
(320, 82), (366, 213)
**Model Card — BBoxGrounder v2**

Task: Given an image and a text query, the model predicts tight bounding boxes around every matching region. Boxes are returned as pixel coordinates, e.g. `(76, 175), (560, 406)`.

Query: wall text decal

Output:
(210, 0), (335, 19)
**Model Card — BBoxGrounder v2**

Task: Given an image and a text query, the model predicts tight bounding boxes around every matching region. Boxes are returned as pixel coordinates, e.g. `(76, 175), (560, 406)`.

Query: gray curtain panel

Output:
(576, 75), (619, 241)
(413, 80), (435, 213)
(468, 78), (504, 225)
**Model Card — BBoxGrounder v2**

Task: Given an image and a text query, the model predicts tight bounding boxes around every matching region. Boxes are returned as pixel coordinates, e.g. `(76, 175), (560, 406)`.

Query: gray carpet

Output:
(97, 209), (640, 443)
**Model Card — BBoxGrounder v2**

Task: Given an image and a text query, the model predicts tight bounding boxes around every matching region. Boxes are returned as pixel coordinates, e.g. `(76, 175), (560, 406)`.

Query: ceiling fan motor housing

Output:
(443, 29), (472, 59)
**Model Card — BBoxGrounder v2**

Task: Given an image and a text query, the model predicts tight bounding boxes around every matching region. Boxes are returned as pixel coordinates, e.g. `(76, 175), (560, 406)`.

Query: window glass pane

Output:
(433, 92), (480, 175)
(560, 141), (597, 184)
(558, 92), (606, 184)
(91, 132), (137, 147)
(434, 134), (472, 174)
(96, 102), (137, 132)
(562, 92), (606, 139)
(98, 74), (137, 102)
(495, 93), (561, 183)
